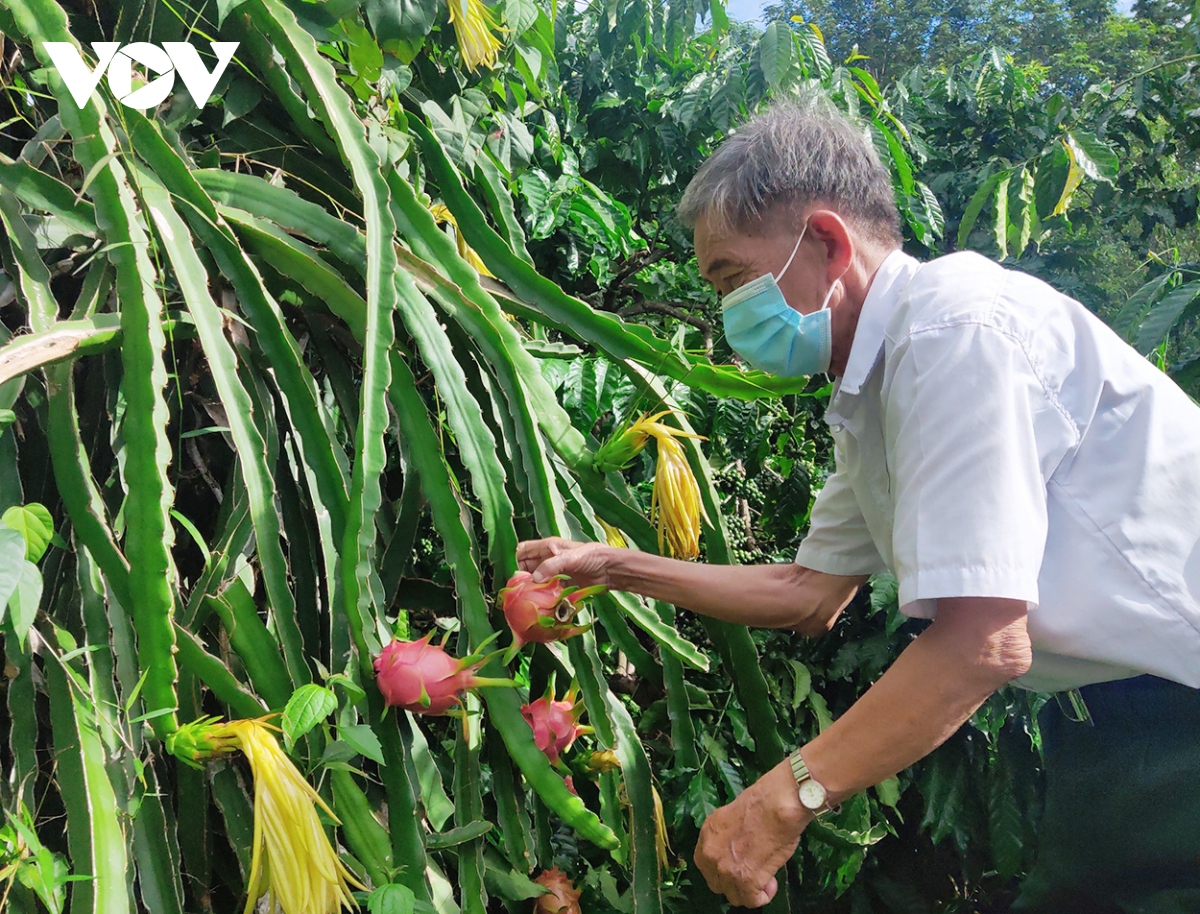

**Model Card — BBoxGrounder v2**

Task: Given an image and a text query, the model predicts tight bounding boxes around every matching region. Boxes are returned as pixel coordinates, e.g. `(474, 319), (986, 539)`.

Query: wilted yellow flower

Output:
(586, 748), (622, 773)
(168, 717), (362, 914)
(597, 519), (627, 549)
(446, 0), (503, 71)
(430, 202), (496, 278)
(598, 412), (710, 560)
(652, 784), (672, 872)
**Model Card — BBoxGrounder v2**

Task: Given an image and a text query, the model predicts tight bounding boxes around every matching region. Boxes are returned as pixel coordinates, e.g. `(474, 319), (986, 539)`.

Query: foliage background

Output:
(0, 0), (1198, 912)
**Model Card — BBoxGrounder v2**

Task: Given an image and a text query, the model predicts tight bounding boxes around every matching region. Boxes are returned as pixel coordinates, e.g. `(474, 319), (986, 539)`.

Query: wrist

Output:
(605, 544), (648, 592)
(765, 759), (811, 829)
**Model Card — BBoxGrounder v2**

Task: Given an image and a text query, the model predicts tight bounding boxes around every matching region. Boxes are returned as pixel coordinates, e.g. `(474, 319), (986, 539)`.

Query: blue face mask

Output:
(720, 222), (839, 377)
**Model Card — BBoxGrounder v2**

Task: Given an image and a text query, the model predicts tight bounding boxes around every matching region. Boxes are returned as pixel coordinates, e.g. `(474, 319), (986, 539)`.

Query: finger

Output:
(728, 884), (772, 910)
(532, 554), (567, 582)
(748, 876), (778, 908)
(693, 845), (720, 894)
(516, 540), (549, 571)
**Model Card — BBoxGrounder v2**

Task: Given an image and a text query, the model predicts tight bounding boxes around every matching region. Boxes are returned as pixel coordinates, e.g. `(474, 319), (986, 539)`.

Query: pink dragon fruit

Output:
(373, 633), (510, 715)
(499, 571), (604, 658)
(520, 686), (591, 765)
(532, 868), (582, 914)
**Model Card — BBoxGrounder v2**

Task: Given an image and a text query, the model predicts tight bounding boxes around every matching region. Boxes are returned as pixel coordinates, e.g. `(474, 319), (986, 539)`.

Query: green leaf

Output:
(0, 409), (14, 434)
(327, 673), (368, 703)
(344, 19), (385, 81)
(7, 560), (41, 648)
(956, 170), (1007, 251)
(1065, 131), (1118, 184)
(482, 848), (547, 901)
(987, 765), (1025, 878)
(215, 0), (252, 25)
(503, 0), (538, 35)
(368, 883), (417, 914)
(808, 690), (833, 732)
(2, 502), (53, 565)
(221, 78), (262, 124)
(339, 723), (386, 765)
(910, 181), (945, 245)
(682, 769), (719, 827)
(281, 684), (337, 747)
(992, 171), (1011, 259)
(1135, 280), (1200, 355)
(1114, 271), (1176, 343)
(758, 21), (796, 91)
(409, 715), (456, 831)
(875, 776), (902, 809)
(879, 122), (913, 194)
(789, 660), (812, 709)
(365, 0), (440, 43)
(0, 527), (28, 614)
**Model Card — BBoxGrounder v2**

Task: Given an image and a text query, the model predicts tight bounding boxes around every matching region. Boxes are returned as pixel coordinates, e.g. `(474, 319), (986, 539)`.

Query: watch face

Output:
(798, 780), (827, 810)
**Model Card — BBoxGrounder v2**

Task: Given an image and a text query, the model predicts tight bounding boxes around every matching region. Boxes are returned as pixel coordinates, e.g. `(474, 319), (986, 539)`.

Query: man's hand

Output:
(695, 760), (810, 908)
(516, 537), (613, 589)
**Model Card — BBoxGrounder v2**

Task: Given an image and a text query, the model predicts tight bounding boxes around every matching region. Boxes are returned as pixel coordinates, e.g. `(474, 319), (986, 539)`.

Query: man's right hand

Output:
(516, 537), (614, 590)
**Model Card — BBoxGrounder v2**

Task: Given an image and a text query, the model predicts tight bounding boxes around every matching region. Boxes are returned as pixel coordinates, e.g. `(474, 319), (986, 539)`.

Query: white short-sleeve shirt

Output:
(796, 249), (1200, 692)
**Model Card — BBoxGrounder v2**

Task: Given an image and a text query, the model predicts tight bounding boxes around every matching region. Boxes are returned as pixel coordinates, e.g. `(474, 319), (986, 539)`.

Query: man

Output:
(517, 97), (1200, 911)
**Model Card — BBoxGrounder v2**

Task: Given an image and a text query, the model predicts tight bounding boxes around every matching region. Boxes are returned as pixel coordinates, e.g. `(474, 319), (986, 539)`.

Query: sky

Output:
(724, 0), (766, 25)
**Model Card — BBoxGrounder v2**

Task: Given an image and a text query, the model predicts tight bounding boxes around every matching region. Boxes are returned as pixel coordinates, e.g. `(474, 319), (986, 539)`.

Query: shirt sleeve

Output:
(884, 323), (1064, 616)
(794, 441), (887, 576)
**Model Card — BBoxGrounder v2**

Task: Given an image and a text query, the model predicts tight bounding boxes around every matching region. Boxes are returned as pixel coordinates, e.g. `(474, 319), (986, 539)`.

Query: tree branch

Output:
(602, 247), (667, 311)
(618, 299), (713, 352)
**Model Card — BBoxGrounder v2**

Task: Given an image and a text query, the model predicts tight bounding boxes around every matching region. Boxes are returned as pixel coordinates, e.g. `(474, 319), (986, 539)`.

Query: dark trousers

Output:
(1013, 675), (1200, 914)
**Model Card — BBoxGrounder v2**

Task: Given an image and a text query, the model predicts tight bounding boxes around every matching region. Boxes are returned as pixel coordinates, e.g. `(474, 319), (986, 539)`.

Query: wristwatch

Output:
(788, 748), (836, 818)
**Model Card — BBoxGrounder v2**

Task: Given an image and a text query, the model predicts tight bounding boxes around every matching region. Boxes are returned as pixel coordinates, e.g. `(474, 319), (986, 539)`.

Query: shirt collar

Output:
(837, 249), (922, 396)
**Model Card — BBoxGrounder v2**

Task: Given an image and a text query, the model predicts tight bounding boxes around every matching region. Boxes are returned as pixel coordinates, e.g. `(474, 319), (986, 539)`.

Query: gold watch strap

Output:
(788, 748), (836, 817)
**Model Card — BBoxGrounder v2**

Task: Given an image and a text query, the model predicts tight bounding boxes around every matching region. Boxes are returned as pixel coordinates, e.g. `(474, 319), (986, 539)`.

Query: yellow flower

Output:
(446, 0), (503, 72)
(430, 202), (496, 278)
(597, 519), (627, 549)
(585, 749), (622, 773)
(650, 434), (707, 559)
(599, 411), (710, 560)
(169, 717), (362, 914)
(652, 784), (672, 872)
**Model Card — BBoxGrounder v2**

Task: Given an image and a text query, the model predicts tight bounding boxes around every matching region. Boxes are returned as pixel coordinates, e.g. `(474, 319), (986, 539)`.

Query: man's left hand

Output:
(694, 760), (811, 908)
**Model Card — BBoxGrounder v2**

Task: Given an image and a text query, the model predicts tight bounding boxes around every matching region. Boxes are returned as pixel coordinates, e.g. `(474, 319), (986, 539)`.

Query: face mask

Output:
(720, 222), (840, 377)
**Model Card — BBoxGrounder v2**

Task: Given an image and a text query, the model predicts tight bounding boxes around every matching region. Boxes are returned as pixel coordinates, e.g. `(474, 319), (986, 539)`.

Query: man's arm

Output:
(516, 537), (866, 635)
(695, 596), (1032, 908)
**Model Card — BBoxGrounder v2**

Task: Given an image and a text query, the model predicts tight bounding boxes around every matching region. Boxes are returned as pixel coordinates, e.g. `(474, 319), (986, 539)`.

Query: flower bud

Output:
(532, 868), (582, 914)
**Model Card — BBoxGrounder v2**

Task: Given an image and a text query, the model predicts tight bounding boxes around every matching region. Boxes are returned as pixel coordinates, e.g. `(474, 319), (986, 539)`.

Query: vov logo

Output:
(42, 41), (239, 110)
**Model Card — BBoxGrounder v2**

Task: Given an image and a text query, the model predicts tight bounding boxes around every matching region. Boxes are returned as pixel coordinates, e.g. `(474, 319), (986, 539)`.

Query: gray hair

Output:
(677, 95), (902, 246)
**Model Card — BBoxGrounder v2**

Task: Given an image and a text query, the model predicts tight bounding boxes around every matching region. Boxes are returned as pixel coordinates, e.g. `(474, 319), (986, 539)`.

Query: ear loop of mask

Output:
(774, 221), (808, 283)
(814, 232), (850, 379)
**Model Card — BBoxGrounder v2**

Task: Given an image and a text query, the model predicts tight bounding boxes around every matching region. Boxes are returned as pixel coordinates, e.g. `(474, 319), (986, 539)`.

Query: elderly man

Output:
(517, 98), (1200, 911)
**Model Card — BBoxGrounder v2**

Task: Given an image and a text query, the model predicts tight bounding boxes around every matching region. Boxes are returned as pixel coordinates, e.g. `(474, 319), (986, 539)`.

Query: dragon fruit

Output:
(532, 868), (581, 914)
(521, 686), (591, 765)
(499, 571), (604, 658)
(373, 633), (510, 715)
